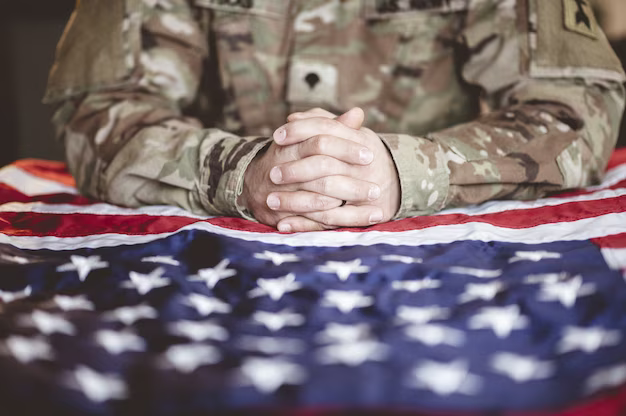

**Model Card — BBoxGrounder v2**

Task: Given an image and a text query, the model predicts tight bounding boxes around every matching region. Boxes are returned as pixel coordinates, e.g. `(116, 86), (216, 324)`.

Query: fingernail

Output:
(267, 194), (280, 210)
(368, 186), (381, 201)
(278, 223), (292, 233)
(369, 211), (383, 224)
(270, 166), (283, 183)
(360, 148), (374, 164)
(273, 127), (286, 143)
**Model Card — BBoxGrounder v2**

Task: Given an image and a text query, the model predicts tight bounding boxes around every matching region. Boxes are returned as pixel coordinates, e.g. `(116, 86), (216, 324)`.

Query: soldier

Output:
(44, 0), (625, 232)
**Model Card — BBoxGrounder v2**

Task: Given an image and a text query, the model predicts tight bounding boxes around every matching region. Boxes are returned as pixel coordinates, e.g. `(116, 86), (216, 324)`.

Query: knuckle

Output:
(313, 135), (330, 154)
(314, 196), (330, 211)
(319, 117), (337, 131)
(318, 211), (331, 226)
(317, 176), (330, 194)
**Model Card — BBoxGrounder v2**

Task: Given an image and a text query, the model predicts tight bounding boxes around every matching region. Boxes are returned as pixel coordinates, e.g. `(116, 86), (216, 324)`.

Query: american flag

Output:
(0, 150), (626, 416)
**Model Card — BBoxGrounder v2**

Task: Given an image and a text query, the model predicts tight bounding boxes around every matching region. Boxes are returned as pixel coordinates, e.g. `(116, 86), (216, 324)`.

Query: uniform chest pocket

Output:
(192, 0), (292, 134)
(360, 0), (474, 135)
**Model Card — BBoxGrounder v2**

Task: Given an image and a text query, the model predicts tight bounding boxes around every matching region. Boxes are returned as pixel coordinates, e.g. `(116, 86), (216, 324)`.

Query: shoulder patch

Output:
(562, 0), (597, 39)
(44, 0), (142, 103)
(530, 0), (625, 82)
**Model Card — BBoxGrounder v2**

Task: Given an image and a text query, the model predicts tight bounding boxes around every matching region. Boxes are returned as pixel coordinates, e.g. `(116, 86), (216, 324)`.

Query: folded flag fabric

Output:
(0, 150), (626, 416)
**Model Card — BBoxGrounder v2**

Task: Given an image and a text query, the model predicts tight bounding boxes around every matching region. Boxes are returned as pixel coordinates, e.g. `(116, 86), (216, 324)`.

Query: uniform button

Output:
(305, 73), (320, 90)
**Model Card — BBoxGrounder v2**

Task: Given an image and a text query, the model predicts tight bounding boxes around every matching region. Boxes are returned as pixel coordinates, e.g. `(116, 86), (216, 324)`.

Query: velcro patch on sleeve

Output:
(562, 0), (597, 39)
(530, 0), (625, 82)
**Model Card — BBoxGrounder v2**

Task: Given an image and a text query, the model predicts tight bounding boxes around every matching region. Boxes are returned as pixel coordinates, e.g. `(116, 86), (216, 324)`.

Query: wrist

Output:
(239, 143), (269, 218)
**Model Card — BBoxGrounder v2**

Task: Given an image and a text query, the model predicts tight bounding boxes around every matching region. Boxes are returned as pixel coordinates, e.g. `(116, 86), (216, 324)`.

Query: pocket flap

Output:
(363, 0), (468, 19)
(193, 0), (289, 18)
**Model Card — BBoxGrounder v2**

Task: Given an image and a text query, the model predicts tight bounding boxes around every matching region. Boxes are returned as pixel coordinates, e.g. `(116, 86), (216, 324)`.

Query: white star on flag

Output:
(26, 310), (76, 335)
(122, 267), (172, 295)
(54, 295), (94, 311)
(396, 305), (449, 325)
(237, 336), (305, 355)
(169, 320), (228, 342)
(316, 323), (372, 344)
(104, 304), (158, 325)
(253, 309), (305, 332)
(459, 282), (504, 303)
(0, 286), (31, 303)
(95, 330), (146, 355)
(468, 305), (528, 338)
(586, 363), (626, 394)
(71, 365), (128, 402)
(184, 293), (232, 316)
(254, 251), (300, 266)
(448, 266), (502, 279)
(510, 251), (561, 263)
(141, 255), (180, 266)
(404, 324), (465, 347)
(188, 259), (236, 288)
(316, 259), (370, 282)
(392, 278), (440, 292)
(381, 255), (423, 264)
(409, 359), (481, 396)
(538, 275), (595, 308)
(5, 336), (54, 363)
(491, 352), (555, 382)
(163, 344), (221, 373)
(57, 255), (108, 281)
(0, 253), (29, 264)
(238, 357), (306, 393)
(524, 272), (569, 285)
(317, 340), (389, 366)
(248, 273), (302, 301)
(558, 326), (621, 353)
(321, 290), (374, 314)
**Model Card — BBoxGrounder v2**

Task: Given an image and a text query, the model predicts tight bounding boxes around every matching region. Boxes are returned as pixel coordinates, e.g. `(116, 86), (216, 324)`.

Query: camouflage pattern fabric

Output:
(44, 0), (626, 220)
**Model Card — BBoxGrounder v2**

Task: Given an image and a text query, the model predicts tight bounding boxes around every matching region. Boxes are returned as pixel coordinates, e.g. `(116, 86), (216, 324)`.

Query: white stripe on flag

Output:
(601, 248), (626, 270)
(0, 201), (210, 219)
(2, 185), (625, 221)
(0, 165), (78, 196)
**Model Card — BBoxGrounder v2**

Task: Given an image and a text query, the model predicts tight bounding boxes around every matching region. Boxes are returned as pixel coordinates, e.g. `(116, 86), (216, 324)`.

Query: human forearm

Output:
(385, 78), (625, 217)
(55, 91), (270, 216)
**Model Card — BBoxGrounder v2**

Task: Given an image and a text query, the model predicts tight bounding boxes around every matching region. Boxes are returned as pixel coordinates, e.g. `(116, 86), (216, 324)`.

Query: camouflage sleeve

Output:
(382, 0), (626, 218)
(43, 0), (269, 219)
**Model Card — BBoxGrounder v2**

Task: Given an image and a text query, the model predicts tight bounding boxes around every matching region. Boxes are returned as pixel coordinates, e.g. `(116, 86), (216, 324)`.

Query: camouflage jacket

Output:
(44, 0), (626, 220)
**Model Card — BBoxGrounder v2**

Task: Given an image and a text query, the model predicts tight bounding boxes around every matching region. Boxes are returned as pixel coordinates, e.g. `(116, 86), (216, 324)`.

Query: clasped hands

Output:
(241, 107), (400, 232)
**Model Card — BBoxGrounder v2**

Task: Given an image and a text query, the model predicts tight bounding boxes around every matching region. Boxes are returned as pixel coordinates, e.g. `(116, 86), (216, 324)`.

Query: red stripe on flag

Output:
(13, 159), (75, 187)
(2, 194), (625, 237)
(0, 183), (93, 205)
(606, 148), (626, 171)
(593, 233), (626, 249)
(0, 212), (199, 237)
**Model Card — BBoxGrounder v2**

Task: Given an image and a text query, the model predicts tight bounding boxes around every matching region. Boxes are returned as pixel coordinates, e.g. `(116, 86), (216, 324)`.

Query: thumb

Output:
(336, 107), (364, 130)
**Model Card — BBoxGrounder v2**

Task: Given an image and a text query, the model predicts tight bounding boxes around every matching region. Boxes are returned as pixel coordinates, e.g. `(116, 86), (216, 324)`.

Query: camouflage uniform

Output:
(44, 0), (626, 220)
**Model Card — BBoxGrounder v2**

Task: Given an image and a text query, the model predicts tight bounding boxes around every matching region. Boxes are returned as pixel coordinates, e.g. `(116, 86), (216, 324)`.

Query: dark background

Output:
(0, 1), (75, 167)
(0, 1), (624, 168)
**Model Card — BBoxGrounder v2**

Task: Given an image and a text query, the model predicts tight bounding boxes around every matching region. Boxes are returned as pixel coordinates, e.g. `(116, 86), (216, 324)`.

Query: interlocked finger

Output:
(287, 108), (336, 122)
(273, 117), (365, 146)
(299, 205), (384, 228)
(270, 155), (352, 184)
(290, 134), (373, 165)
(266, 191), (344, 213)
(277, 216), (338, 233)
(292, 175), (380, 203)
